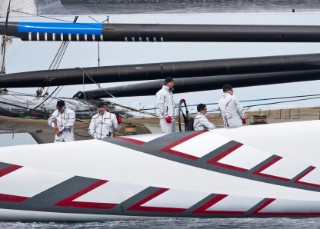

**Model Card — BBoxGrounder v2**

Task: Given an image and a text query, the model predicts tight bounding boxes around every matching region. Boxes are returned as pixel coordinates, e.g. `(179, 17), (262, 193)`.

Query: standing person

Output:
(193, 103), (215, 131)
(89, 102), (121, 139)
(48, 100), (76, 142)
(218, 84), (246, 128)
(156, 77), (176, 133)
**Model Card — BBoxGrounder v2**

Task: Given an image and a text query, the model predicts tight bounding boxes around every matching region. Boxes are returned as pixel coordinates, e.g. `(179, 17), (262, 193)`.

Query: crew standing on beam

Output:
(218, 84), (246, 128)
(156, 77), (176, 133)
(48, 100), (76, 142)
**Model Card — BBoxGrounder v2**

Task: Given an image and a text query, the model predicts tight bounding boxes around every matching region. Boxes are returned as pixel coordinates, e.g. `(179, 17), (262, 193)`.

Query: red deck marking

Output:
(193, 194), (244, 215)
(0, 165), (28, 203)
(251, 198), (276, 215)
(206, 143), (247, 172)
(127, 188), (186, 213)
(160, 131), (207, 160)
(115, 137), (145, 145)
(0, 165), (22, 177)
(55, 180), (117, 209)
(0, 193), (28, 203)
(252, 156), (290, 181)
(293, 166), (320, 188)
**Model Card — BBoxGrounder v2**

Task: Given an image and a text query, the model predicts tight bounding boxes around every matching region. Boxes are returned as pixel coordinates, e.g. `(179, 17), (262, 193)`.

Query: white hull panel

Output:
(0, 120), (319, 221)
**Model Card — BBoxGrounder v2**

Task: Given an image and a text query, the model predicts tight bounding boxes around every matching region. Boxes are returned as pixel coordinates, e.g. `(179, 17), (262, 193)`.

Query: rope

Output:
(76, 67), (157, 117)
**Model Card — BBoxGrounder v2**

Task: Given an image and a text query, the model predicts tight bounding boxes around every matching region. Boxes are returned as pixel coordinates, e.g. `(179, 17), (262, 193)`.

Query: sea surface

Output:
(2, 217), (320, 229)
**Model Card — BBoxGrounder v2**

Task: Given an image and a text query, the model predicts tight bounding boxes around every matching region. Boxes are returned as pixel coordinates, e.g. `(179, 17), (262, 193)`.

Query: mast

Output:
(0, 0), (11, 75)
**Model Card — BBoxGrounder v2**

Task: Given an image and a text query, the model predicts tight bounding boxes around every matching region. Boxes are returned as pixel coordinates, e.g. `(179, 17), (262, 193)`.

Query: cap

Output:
(164, 77), (174, 85)
(222, 84), (233, 92)
(97, 102), (107, 108)
(56, 100), (65, 109)
(197, 103), (207, 112)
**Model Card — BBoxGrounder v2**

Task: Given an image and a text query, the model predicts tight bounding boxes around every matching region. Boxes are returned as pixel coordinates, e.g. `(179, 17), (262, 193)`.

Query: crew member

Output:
(156, 77), (175, 133)
(218, 84), (246, 128)
(48, 100), (76, 142)
(193, 103), (215, 131)
(89, 102), (121, 139)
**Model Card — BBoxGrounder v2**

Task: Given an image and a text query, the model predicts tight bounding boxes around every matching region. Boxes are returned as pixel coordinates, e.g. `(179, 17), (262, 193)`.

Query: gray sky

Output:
(2, 12), (320, 112)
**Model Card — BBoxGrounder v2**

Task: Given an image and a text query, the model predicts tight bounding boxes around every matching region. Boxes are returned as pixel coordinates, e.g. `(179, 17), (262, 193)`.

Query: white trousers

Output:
(54, 131), (75, 142)
(160, 118), (176, 134)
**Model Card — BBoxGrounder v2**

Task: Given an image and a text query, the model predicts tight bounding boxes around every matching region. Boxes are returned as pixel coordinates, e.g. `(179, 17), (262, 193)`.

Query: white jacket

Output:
(193, 113), (215, 131)
(218, 93), (245, 128)
(48, 107), (75, 132)
(156, 85), (175, 118)
(89, 111), (120, 139)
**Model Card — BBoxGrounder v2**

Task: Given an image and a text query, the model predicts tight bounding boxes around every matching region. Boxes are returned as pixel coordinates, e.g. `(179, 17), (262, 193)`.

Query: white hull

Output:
(0, 120), (320, 221)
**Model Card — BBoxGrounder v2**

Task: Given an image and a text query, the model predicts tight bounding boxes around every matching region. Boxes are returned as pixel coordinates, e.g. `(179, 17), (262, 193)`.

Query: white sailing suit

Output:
(48, 107), (76, 142)
(89, 111), (120, 139)
(156, 85), (175, 133)
(218, 93), (245, 128)
(193, 113), (215, 131)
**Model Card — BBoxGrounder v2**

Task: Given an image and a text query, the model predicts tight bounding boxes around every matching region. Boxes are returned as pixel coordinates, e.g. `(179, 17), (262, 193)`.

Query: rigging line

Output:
(10, 9), (105, 29)
(36, 16), (78, 99)
(76, 67), (124, 101)
(139, 93), (320, 110)
(5, 41), (25, 65)
(82, 69), (86, 102)
(0, 0), (11, 75)
(76, 67), (157, 117)
(51, 85), (64, 100)
(143, 95), (320, 114)
(10, 9), (67, 22)
(244, 96), (320, 109)
(240, 93), (320, 103)
(30, 86), (61, 110)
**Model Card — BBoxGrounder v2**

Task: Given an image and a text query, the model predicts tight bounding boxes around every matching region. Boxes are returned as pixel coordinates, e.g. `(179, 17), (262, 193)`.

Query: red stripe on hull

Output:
(252, 156), (290, 181)
(193, 194), (244, 215)
(115, 137), (145, 145)
(0, 165), (22, 177)
(127, 188), (186, 213)
(55, 180), (117, 209)
(160, 131), (207, 160)
(0, 193), (28, 203)
(293, 166), (320, 188)
(251, 198), (276, 215)
(206, 143), (247, 172)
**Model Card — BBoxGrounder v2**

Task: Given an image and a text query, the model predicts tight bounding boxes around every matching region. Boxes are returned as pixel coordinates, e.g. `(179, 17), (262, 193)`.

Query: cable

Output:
(77, 67), (157, 117)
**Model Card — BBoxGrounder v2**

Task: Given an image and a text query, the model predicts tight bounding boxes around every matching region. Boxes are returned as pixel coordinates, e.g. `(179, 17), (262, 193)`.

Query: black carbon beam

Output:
(73, 69), (320, 99)
(1, 53), (320, 88)
(2, 22), (320, 42)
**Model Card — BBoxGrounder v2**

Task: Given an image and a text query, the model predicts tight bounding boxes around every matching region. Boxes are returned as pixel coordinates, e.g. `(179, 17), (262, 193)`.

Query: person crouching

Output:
(193, 103), (215, 131)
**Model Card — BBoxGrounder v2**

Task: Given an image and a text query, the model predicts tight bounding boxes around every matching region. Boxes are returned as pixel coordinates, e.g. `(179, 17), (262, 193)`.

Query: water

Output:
(2, 218), (320, 228)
